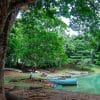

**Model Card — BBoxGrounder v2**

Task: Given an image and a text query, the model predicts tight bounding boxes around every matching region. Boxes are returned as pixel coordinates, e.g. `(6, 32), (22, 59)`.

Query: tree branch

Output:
(9, 0), (37, 11)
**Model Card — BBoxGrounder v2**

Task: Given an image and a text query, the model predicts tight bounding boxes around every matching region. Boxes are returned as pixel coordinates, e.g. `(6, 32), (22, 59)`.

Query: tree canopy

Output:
(33, 0), (100, 32)
(0, 0), (100, 99)
(6, 6), (67, 69)
(6, 0), (100, 70)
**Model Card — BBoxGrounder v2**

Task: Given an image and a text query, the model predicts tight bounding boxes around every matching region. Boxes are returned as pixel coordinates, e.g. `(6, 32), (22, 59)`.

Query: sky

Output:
(60, 16), (79, 36)
(17, 12), (21, 19)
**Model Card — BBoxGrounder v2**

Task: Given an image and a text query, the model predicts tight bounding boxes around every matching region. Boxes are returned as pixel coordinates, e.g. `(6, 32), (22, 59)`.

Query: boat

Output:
(49, 78), (78, 86)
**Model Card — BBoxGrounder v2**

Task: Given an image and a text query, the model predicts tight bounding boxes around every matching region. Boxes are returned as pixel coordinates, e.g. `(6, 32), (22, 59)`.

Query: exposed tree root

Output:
(5, 91), (24, 100)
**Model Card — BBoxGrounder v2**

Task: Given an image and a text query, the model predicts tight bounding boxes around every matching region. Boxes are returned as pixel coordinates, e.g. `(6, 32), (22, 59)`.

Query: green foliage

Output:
(6, 0), (100, 71)
(29, 0), (99, 32)
(6, 6), (67, 69)
(65, 35), (90, 68)
(64, 29), (100, 71)
(24, 31), (68, 68)
(5, 75), (33, 88)
(6, 21), (27, 67)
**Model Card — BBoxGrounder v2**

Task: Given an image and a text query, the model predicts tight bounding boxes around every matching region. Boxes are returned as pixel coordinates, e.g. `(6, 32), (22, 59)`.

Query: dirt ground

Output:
(6, 86), (100, 100)
(4, 70), (100, 100)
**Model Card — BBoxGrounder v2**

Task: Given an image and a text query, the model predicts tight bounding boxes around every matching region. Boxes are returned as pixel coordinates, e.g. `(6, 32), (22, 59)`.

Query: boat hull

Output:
(49, 78), (77, 85)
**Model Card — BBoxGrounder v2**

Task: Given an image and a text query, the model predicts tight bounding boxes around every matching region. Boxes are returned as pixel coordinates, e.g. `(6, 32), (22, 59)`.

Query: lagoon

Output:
(54, 73), (100, 94)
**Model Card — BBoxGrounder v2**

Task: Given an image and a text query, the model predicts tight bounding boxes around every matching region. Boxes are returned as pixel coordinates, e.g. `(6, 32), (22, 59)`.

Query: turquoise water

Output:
(54, 73), (100, 94)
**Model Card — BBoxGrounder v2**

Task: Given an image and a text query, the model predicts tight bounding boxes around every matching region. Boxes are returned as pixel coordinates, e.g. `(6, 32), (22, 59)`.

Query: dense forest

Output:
(6, 1), (100, 71)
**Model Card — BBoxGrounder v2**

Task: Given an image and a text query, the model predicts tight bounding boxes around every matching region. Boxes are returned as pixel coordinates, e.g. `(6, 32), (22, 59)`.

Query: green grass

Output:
(60, 64), (100, 72)
(5, 74), (29, 83)
(14, 82), (33, 87)
(4, 74), (33, 88)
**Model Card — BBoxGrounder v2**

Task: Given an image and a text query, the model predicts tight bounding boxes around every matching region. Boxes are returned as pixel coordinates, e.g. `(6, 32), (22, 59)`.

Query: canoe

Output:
(49, 78), (78, 86)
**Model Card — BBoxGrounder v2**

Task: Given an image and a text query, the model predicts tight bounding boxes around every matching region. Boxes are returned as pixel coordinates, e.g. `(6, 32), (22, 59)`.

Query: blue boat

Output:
(49, 78), (78, 86)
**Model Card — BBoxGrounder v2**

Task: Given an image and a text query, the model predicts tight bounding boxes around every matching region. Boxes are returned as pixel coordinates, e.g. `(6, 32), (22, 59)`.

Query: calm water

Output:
(54, 73), (100, 94)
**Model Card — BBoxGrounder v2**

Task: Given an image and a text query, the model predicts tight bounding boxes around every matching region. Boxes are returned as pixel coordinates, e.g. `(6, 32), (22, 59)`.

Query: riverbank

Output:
(4, 68), (100, 100)
(5, 77), (100, 100)
(6, 84), (100, 100)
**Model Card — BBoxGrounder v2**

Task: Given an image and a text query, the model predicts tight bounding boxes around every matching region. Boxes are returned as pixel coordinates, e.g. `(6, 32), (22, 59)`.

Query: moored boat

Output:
(49, 78), (78, 86)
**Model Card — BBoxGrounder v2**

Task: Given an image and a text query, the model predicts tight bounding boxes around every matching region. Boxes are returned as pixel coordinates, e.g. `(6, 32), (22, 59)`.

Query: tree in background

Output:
(64, 31), (100, 71)
(7, 6), (67, 70)
(65, 35), (91, 67)
(6, 21), (26, 67)
(85, 30), (100, 65)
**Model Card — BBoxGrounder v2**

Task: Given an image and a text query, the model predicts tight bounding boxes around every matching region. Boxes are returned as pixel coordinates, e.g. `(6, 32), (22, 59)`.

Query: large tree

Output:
(6, 5), (67, 69)
(0, 0), (36, 99)
(0, 0), (99, 99)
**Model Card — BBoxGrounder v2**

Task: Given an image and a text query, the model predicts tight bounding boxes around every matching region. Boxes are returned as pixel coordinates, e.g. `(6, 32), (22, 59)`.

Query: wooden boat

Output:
(49, 78), (78, 86)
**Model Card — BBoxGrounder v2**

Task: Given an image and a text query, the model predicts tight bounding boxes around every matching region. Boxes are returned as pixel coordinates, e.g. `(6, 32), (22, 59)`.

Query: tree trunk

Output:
(0, 1), (9, 99)
(0, 0), (36, 99)
(0, 10), (19, 100)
